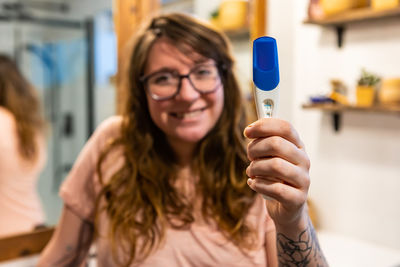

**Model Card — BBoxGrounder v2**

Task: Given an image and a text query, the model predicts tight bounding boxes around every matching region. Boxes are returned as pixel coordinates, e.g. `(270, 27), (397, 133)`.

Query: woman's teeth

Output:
(174, 109), (203, 119)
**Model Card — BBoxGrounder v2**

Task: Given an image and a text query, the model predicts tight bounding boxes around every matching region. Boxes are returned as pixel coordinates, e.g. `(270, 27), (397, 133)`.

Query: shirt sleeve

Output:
(59, 116), (122, 222)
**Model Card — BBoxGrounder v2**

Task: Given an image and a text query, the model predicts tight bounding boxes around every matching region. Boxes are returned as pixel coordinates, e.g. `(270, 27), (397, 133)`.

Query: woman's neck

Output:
(167, 138), (196, 167)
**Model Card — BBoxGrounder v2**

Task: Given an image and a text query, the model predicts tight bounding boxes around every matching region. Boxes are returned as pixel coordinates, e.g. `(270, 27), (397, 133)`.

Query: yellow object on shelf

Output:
(330, 91), (349, 105)
(321, 0), (368, 16)
(321, 0), (354, 16)
(371, 0), (400, 11)
(356, 85), (375, 107)
(218, 0), (249, 31)
(379, 78), (400, 105)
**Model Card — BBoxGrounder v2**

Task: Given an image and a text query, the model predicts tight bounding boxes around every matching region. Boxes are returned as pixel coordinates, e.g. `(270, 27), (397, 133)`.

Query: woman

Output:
(38, 13), (328, 266)
(0, 54), (47, 237)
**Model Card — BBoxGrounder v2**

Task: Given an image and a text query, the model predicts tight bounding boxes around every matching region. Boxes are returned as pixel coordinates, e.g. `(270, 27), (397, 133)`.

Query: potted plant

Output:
(356, 69), (381, 107)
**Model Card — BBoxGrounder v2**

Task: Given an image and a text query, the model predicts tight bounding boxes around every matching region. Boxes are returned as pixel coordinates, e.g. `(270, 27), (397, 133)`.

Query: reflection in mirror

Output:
(0, 0), (116, 240)
(0, 54), (47, 238)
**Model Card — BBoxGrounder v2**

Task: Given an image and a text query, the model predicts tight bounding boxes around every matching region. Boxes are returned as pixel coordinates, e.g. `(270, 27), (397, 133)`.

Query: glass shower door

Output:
(18, 23), (89, 225)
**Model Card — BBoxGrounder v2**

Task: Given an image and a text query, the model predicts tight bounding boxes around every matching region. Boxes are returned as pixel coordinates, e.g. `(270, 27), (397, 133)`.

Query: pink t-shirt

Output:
(0, 107), (46, 237)
(60, 116), (272, 267)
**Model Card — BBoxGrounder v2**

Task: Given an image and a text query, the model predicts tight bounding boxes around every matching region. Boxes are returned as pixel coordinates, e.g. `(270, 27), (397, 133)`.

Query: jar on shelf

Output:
(218, 0), (249, 31)
(371, 0), (400, 11)
(379, 78), (400, 106)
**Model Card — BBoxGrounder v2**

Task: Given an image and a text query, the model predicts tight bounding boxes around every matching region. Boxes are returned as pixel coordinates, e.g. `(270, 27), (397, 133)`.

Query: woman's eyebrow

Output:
(146, 67), (178, 76)
(145, 60), (215, 77)
(193, 58), (214, 65)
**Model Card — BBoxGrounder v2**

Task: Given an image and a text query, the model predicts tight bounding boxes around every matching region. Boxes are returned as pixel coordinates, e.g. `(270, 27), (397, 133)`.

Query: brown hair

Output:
(96, 13), (256, 266)
(0, 54), (46, 161)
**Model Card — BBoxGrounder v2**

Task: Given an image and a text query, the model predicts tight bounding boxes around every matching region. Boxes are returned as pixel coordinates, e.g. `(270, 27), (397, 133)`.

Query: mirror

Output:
(0, 0), (116, 243)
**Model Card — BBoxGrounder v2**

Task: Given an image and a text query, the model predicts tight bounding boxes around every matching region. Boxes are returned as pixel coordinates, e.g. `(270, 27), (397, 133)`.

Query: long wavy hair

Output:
(96, 13), (256, 266)
(0, 54), (46, 161)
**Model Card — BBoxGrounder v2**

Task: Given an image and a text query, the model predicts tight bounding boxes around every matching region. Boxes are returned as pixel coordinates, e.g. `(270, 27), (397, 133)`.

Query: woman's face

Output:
(143, 39), (224, 146)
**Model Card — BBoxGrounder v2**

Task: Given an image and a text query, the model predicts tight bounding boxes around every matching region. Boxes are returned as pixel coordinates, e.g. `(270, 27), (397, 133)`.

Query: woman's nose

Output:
(175, 77), (200, 101)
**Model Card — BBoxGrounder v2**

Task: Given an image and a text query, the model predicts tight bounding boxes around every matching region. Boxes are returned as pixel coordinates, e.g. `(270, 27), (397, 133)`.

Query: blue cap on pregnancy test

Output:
(253, 36), (280, 91)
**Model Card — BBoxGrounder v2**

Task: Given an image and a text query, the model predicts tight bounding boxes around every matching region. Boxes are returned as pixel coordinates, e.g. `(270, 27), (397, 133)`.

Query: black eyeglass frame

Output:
(140, 63), (224, 101)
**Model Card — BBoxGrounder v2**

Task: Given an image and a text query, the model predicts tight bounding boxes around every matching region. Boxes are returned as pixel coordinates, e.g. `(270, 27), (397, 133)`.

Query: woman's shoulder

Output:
(93, 115), (123, 140)
(0, 107), (17, 139)
(82, 115), (124, 157)
(0, 107), (16, 125)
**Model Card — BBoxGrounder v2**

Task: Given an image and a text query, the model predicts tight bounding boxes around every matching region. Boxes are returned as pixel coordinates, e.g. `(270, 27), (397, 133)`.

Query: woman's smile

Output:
(170, 107), (206, 120)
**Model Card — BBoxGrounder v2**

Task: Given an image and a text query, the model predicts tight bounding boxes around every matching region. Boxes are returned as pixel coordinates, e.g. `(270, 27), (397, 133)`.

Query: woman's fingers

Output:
(247, 177), (307, 207)
(247, 135), (310, 168)
(246, 157), (310, 189)
(244, 118), (305, 149)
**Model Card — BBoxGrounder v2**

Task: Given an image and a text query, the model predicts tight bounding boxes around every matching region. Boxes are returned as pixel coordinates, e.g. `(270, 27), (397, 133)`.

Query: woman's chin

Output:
(170, 130), (208, 144)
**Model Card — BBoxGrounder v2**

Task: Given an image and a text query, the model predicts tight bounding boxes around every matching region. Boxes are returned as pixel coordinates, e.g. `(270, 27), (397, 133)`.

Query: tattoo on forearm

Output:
(276, 221), (328, 267)
(50, 221), (94, 267)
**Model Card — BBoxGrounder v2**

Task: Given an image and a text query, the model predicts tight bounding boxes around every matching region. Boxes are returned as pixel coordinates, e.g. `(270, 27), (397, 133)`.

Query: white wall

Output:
(194, 0), (400, 253)
(284, 0), (400, 250)
(194, 0), (400, 256)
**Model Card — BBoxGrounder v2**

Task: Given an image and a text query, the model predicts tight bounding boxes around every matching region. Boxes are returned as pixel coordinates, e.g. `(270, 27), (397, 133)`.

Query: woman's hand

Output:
(244, 118), (311, 228)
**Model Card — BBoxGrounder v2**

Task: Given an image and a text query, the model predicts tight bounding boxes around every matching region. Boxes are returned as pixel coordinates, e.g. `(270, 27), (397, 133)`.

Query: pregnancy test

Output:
(253, 36), (280, 119)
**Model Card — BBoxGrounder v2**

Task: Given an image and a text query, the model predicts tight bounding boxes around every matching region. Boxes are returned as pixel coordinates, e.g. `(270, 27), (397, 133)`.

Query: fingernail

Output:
(247, 122), (256, 128)
(244, 123), (255, 137)
(247, 178), (253, 186)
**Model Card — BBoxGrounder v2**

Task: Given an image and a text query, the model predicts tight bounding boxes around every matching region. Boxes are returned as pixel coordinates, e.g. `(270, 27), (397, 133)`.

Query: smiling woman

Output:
(38, 12), (328, 267)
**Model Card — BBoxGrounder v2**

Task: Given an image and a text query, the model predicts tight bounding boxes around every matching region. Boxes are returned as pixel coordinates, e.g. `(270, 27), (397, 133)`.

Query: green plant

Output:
(357, 69), (381, 86)
(210, 8), (219, 19)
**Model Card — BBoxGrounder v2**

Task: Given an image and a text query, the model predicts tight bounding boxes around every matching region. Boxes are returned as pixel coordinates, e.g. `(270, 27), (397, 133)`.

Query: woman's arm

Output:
(37, 205), (94, 267)
(245, 118), (328, 267)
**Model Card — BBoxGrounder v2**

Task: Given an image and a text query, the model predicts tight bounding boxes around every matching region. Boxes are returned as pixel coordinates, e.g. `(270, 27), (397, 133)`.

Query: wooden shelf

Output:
(303, 6), (400, 47)
(304, 6), (400, 26)
(302, 103), (400, 114)
(302, 103), (400, 131)
(0, 227), (54, 262)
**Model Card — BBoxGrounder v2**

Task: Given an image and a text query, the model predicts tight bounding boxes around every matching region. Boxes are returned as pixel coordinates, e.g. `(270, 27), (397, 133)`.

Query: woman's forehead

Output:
(145, 38), (212, 71)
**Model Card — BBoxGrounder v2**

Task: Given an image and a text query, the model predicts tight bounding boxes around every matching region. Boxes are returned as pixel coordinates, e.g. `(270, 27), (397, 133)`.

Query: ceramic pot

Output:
(356, 85), (375, 107)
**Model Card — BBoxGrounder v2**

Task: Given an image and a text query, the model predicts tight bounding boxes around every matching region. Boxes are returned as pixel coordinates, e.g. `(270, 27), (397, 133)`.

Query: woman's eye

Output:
(194, 68), (212, 77)
(193, 65), (217, 78)
(152, 73), (174, 85)
(198, 69), (211, 76)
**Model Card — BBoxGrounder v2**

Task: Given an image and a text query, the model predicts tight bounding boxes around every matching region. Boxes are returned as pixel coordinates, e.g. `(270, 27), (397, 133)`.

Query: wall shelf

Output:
(303, 6), (400, 47)
(302, 103), (400, 114)
(224, 27), (250, 40)
(302, 103), (400, 131)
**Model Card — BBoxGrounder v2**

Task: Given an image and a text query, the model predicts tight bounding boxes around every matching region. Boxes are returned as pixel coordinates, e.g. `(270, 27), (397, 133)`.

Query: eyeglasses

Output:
(140, 63), (222, 101)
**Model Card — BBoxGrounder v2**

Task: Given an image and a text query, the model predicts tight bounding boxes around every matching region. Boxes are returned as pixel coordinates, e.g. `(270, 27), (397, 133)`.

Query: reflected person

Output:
(0, 54), (47, 237)
(38, 13), (328, 266)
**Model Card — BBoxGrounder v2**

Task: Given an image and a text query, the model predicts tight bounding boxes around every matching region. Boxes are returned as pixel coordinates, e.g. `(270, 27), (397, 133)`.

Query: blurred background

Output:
(0, 0), (399, 266)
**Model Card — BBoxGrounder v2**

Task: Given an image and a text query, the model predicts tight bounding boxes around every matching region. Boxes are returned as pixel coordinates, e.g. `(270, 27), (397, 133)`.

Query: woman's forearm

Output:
(275, 217), (328, 267)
